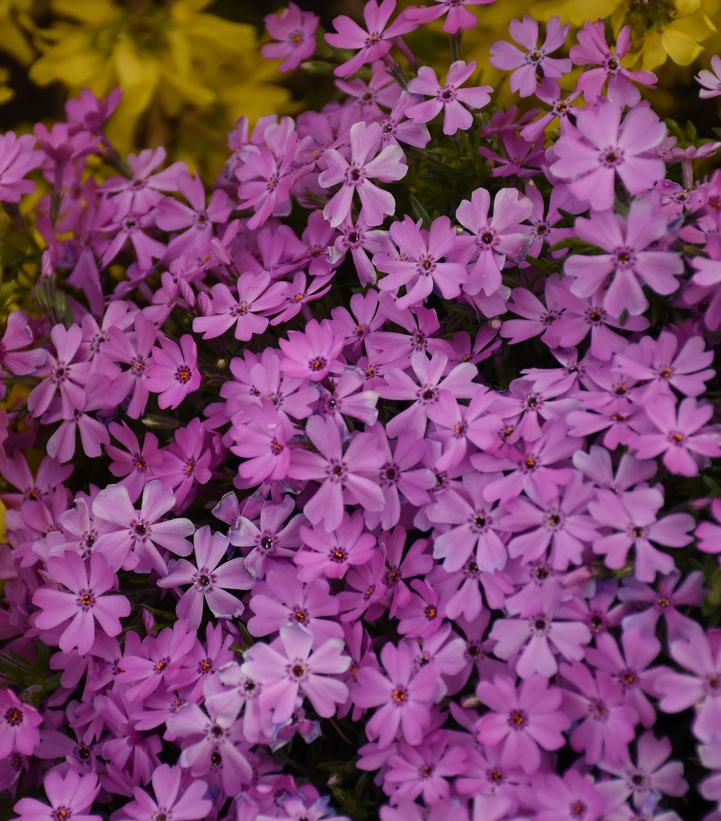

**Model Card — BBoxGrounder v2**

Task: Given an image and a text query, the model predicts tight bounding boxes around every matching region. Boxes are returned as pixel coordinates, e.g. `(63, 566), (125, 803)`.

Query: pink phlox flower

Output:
(618, 569), (704, 642)
(158, 525), (252, 629)
(335, 65), (400, 118)
(228, 495), (301, 578)
(590, 486), (694, 582)
(598, 731), (687, 809)
(697, 54), (721, 98)
(316, 370), (380, 427)
(490, 16), (572, 97)
(396, 578), (446, 639)
(376, 214), (467, 308)
(585, 628), (662, 728)
(0, 689), (42, 758)
(384, 732), (467, 804)
(426, 388), (503, 470)
(380, 527), (433, 618)
(235, 118), (301, 230)
(102, 146), (184, 217)
(32, 550), (130, 654)
(0, 312), (44, 378)
(230, 402), (296, 485)
(499, 475), (598, 571)
(12, 768), (101, 821)
(194, 273), (286, 342)
(697, 498), (721, 556)
(242, 623), (350, 724)
(146, 334), (201, 410)
(247, 561), (343, 643)
(106, 422), (165, 498)
(106, 313), (157, 419)
(475, 673), (570, 774)
(117, 620), (197, 702)
(571, 22), (656, 105)
(263, 2), (319, 72)
(455, 186), (533, 296)
(561, 662), (639, 765)
(92, 480), (194, 574)
(534, 769), (619, 821)
(165, 697), (252, 791)
(549, 101), (667, 211)
(613, 331), (714, 399)
(377, 92), (432, 150)
(0, 132), (43, 203)
(572, 446), (656, 495)
(296, 511), (376, 581)
(472, 420), (580, 503)
(490, 580), (592, 678)
(332, 214), (394, 285)
(631, 396), (721, 476)
(27, 323), (88, 418)
(563, 198), (682, 317)
(279, 318), (344, 381)
(519, 80), (580, 144)
(426, 473), (507, 572)
(272, 271), (333, 325)
(354, 640), (442, 747)
(118, 764), (212, 821)
(655, 624), (721, 742)
(287, 414), (384, 531)
(319, 121), (408, 227)
(406, 0), (494, 34)
(377, 350), (477, 438)
(407, 61), (492, 135)
(325, 0), (417, 78)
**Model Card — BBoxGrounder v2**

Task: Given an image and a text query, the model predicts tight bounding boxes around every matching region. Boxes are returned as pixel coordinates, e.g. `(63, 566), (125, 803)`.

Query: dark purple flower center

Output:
(329, 546), (348, 563)
(4, 707), (23, 726)
(392, 686), (408, 704)
(77, 589), (95, 610)
(509, 709), (527, 728)
(175, 365), (192, 384)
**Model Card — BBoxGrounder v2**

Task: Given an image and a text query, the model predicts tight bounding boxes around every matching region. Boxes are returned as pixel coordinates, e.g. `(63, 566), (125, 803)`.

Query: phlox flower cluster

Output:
(1, 1), (721, 819)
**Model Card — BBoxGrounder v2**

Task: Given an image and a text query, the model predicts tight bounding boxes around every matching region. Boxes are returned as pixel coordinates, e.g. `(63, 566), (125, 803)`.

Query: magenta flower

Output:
(426, 473), (507, 572)
(193, 273), (286, 341)
(27, 324), (88, 418)
(655, 624), (721, 742)
(406, 0), (494, 34)
(697, 54), (721, 99)
(158, 526), (253, 628)
(242, 624), (349, 723)
(561, 663), (638, 765)
(0, 690), (42, 758)
(92, 480), (194, 574)
(407, 61), (492, 135)
(697, 499), (721, 556)
(296, 512), (375, 581)
(632, 396), (721, 477)
(354, 641), (441, 747)
(455, 185), (532, 296)
(475, 674), (570, 774)
(590, 487), (695, 582)
(32, 551), (130, 654)
(288, 415), (384, 531)
(319, 121), (407, 227)
(146, 334), (200, 410)
(376, 215), (468, 308)
(0, 312), (44, 378)
(0, 132), (43, 203)
(534, 770), (612, 821)
(571, 22), (656, 105)
(263, 3), (319, 72)
(119, 764), (211, 821)
(377, 350), (477, 438)
(598, 732), (687, 809)
(166, 698), (252, 792)
(279, 318), (344, 381)
(385, 734), (467, 804)
(550, 101), (667, 210)
(564, 198), (683, 317)
(231, 405), (295, 484)
(12, 768), (101, 821)
(247, 562), (342, 643)
(490, 16), (571, 97)
(325, 0), (416, 78)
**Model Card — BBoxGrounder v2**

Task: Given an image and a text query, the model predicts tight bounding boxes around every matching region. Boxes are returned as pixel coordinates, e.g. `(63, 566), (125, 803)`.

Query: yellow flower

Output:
(0, 0), (35, 65)
(0, 68), (13, 105)
(28, 0), (289, 153)
(531, 0), (622, 26)
(624, 0), (717, 70)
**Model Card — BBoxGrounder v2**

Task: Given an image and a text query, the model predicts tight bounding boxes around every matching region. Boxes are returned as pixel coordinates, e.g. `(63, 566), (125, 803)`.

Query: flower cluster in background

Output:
(1, 0), (721, 819)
